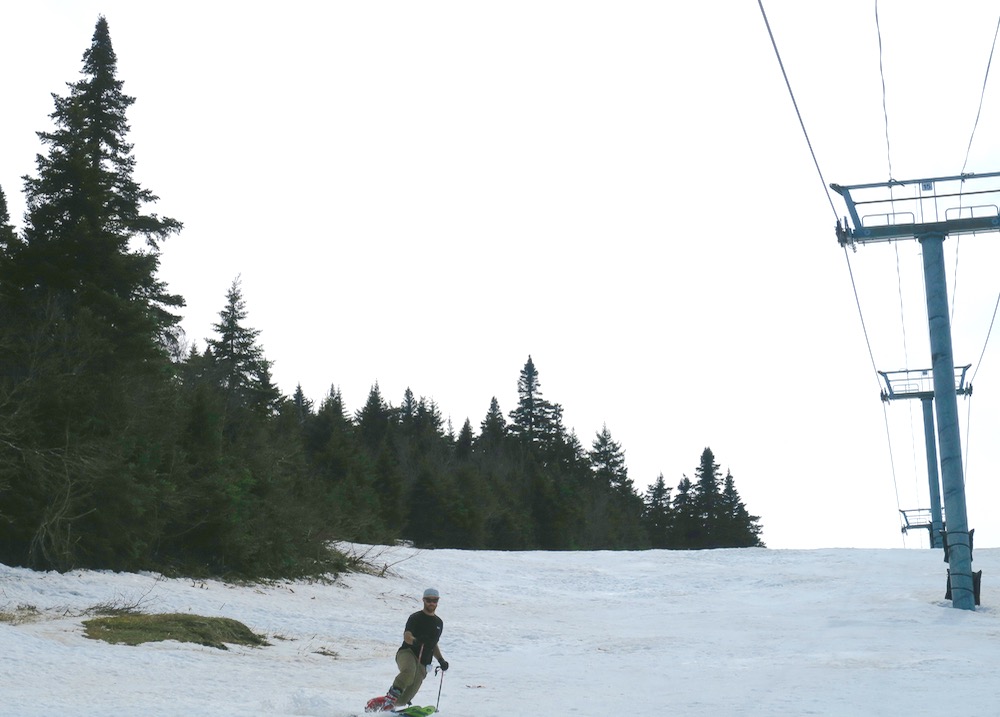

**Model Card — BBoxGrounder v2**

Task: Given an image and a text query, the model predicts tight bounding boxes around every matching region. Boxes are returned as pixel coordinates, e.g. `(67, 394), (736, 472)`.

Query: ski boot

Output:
(365, 687), (402, 713)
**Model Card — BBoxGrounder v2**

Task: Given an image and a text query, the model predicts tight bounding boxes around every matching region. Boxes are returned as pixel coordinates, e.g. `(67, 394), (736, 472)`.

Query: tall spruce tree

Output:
(355, 384), (403, 528)
(0, 17), (185, 570)
(0, 186), (15, 312)
(508, 356), (563, 453)
(207, 276), (280, 419)
(670, 449), (766, 549)
(589, 424), (632, 494)
(291, 384), (313, 425)
(643, 473), (673, 548)
(718, 470), (765, 547)
(671, 475), (698, 548)
(477, 397), (507, 451)
(5, 16), (182, 360)
(692, 447), (723, 546)
(455, 419), (474, 460)
(304, 386), (355, 485)
(355, 383), (393, 451)
(0, 186), (15, 257)
(300, 385), (388, 541)
(0, 187), (24, 559)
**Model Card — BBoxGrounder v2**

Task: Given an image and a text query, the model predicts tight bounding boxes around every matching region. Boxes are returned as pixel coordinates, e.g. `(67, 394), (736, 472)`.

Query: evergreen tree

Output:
(300, 386), (382, 541)
(291, 384), (313, 425)
(206, 276), (280, 419)
(4, 16), (183, 359)
(455, 419), (474, 460)
(448, 418), (490, 548)
(413, 397), (446, 446)
(0, 184), (16, 353)
(669, 449), (766, 549)
(477, 397), (507, 452)
(471, 397), (522, 548)
(304, 386), (355, 485)
(692, 447), (723, 546)
(643, 473), (673, 548)
(718, 470), (766, 547)
(0, 186), (15, 257)
(355, 384), (403, 527)
(589, 424), (632, 494)
(355, 383), (393, 452)
(508, 356), (563, 452)
(671, 475), (698, 548)
(0, 178), (17, 510)
(398, 393), (463, 547)
(506, 357), (588, 547)
(581, 425), (647, 548)
(0, 17), (185, 571)
(400, 387), (418, 426)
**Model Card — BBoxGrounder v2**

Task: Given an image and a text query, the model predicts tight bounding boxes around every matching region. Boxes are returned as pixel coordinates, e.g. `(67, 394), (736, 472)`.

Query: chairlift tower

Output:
(879, 365), (972, 550)
(832, 170), (1000, 611)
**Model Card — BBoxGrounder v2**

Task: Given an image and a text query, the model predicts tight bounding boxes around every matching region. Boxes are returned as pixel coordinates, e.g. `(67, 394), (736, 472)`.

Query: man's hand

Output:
(439, 659), (449, 671)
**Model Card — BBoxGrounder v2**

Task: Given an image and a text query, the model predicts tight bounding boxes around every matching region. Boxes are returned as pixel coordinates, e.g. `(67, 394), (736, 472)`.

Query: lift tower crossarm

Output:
(878, 365), (972, 402)
(831, 171), (1000, 246)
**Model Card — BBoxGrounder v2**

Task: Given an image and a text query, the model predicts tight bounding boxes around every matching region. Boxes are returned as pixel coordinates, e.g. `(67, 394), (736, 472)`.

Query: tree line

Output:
(0, 17), (764, 579)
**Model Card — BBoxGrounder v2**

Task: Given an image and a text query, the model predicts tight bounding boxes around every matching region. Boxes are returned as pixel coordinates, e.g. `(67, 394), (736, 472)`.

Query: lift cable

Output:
(876, 0), (911, 393)
(758, 0), (882, 391)
(875, 0), (893, 181)
(960, 14), (1000, 176)
(894, 243), (923, 504)
(879, 0), (921, 507)
(952, 14), (1000, 491)
(756, 0), (839, 221)
(953, 15), (1000, 326)
(964, 394), (974, 492)
(757, 0), (904, 539)
(963, 15), (1000, 384)
(970, 292), (1000, 386)
(874, 0), (911, 532)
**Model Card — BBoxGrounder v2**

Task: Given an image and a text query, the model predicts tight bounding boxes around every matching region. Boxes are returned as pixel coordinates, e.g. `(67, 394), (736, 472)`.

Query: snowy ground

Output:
(2, 545), (999, 716)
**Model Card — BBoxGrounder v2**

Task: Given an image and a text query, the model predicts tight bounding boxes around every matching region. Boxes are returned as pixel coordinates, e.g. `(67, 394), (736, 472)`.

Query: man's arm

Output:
(433, 644), (448, 670)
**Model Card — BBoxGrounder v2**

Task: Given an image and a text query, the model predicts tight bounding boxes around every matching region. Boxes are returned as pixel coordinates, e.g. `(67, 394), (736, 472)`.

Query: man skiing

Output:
(365, 588), (449, 713)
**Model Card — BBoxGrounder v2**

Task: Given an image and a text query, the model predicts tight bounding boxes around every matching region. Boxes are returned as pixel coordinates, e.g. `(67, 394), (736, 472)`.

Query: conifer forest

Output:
(0, 18), (764, 579)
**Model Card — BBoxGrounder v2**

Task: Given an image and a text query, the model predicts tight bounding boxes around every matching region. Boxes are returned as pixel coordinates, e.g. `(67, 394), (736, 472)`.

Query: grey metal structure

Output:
(832, 171), (1000, 248)
(879, 366), (972, 550)
(832, 172), (1000, 610)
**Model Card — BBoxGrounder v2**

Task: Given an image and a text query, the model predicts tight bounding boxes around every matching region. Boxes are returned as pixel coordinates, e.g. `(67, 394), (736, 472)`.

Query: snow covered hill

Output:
(2, 545), (998, 716)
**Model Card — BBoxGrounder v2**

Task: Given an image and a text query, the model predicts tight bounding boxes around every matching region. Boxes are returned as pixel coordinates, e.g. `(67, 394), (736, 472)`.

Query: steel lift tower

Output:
(832, 171), (1000, 610)
(879, 365), (972, 549)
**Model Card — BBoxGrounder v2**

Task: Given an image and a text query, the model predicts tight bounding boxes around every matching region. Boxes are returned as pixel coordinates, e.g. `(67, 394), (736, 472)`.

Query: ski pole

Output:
(435, 666), (444, 710)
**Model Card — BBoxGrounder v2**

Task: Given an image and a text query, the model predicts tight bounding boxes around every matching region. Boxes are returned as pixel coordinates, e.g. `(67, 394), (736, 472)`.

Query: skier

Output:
(366, 588), (449, 713)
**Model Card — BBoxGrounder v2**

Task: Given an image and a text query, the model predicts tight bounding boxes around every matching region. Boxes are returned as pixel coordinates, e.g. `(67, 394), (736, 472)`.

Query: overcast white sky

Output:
(4, 2), (1000, 550)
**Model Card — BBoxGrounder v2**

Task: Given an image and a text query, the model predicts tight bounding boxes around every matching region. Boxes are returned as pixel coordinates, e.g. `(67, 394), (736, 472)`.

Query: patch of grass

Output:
(0, 604), (41, 625)
(83, 613), (269, 650)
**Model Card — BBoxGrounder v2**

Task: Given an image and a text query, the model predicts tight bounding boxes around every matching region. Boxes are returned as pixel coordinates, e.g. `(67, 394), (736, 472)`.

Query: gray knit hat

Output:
(423, 588), (440, 599)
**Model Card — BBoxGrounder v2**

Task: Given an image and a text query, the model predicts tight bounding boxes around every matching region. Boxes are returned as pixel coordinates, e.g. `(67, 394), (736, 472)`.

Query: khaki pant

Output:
(392, 647), (428, 705)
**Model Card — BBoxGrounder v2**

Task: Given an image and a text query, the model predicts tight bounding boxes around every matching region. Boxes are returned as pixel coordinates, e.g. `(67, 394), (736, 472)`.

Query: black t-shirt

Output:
(399, 609), (444, 665)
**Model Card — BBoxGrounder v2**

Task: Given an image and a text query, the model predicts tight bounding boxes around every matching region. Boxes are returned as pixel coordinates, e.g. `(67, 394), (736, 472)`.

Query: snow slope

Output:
(2, 545), (998, 716)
